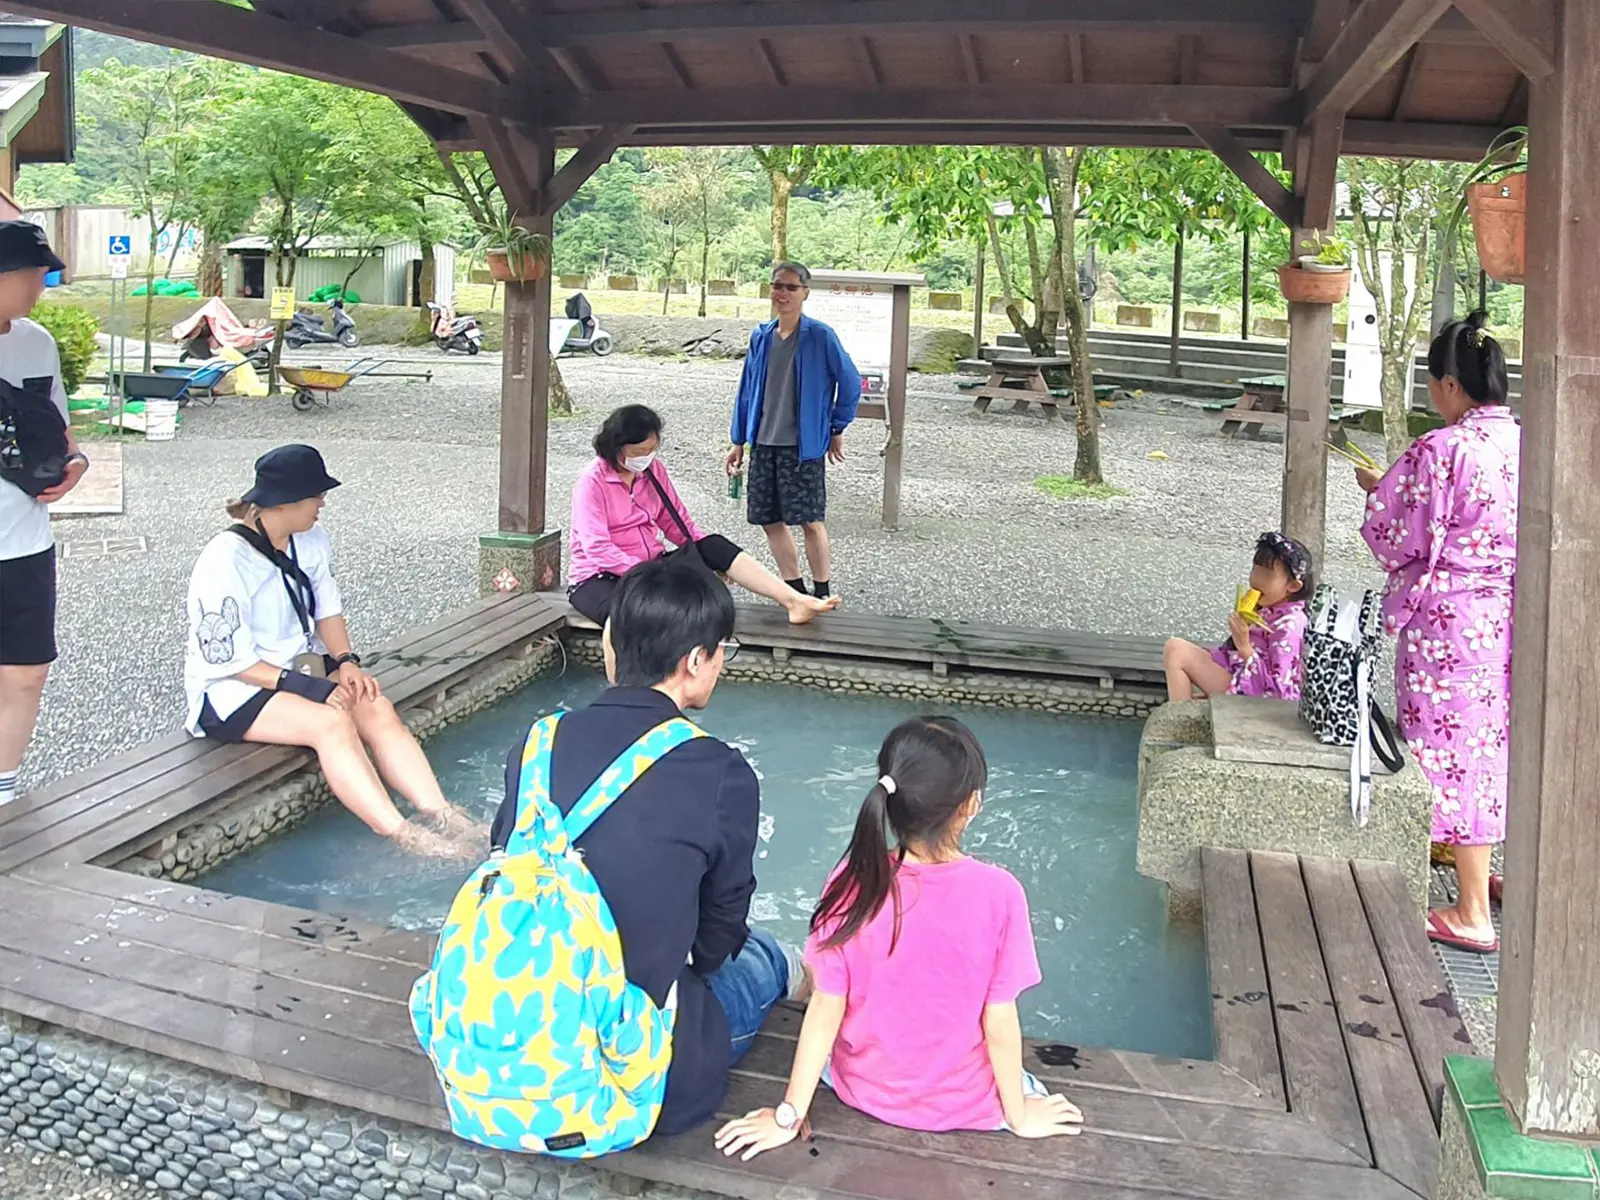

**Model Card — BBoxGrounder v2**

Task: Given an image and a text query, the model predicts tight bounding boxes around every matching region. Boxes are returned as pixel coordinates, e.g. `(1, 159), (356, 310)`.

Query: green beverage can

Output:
(728, 471), (743, 500)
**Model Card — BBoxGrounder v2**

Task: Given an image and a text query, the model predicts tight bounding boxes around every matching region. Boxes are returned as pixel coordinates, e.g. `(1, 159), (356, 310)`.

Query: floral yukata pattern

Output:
(1360, 405), (1520, 846)
(1208, 601), (1310, 700)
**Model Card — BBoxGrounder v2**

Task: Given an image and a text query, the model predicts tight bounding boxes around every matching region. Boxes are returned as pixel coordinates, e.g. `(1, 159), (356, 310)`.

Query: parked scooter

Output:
(560, 292), (613, 356)
(425, 301), (483, 355)
(285, 299), (359, 349)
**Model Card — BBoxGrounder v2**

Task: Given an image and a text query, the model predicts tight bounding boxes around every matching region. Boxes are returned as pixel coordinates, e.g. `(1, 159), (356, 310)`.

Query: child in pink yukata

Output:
(1163, 531), (1314, 703)
(712, 717), (1084, 1161)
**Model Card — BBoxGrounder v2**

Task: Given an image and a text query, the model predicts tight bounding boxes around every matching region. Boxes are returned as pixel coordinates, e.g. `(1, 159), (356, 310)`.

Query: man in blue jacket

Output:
(724, 262), (861, 600)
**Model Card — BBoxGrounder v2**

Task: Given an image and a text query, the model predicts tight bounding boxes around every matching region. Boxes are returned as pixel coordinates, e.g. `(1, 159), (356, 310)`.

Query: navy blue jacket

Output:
(491, 687), (759, 1137)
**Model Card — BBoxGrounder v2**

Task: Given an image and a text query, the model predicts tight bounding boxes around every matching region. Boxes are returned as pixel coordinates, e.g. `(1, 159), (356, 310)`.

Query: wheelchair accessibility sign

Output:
(108, 235), (132, 257)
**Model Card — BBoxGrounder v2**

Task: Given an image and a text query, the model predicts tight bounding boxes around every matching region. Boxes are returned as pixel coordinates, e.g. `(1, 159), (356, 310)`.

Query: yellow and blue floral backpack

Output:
(410, 711), (706, 1158)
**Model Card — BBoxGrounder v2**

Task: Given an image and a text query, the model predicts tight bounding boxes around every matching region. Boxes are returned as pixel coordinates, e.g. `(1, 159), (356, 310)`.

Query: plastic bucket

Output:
(144, 399), (179, 442)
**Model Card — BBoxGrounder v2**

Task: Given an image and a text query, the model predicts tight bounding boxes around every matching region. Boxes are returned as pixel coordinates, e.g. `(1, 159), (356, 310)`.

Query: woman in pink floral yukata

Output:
(1356, 311), (1518, 955)
(1163, 531), (1313, 703)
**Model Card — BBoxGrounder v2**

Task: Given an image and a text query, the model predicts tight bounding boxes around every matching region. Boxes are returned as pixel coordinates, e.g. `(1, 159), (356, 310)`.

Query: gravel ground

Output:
(7, 348), (1419, 1199)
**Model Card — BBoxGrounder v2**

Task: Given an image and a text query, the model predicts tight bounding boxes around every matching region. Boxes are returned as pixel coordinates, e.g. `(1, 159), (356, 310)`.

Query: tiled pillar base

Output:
(478, 530), (562, 599)
(1442, 1055), (1600, 1198)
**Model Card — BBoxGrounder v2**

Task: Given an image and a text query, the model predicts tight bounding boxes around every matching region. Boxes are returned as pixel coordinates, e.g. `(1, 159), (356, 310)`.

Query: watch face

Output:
(774, 1102), (798, 1130)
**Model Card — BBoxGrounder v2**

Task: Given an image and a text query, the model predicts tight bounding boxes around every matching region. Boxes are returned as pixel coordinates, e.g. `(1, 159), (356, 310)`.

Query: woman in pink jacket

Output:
(568, 405), (841, 626)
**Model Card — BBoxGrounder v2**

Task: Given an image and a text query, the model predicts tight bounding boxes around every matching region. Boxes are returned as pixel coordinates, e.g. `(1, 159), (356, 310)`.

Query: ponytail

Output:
(809, 716), (989, 954)
(1427, 310), (1509, 406)
(225, 498), (259, 522)
(811, 780), (904, 951)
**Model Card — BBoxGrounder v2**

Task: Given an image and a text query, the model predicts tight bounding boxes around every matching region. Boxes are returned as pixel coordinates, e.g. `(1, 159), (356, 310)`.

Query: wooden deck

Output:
(0, 600), (1466, 1199)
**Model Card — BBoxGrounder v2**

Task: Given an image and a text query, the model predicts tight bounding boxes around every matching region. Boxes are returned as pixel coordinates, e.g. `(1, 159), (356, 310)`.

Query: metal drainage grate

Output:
(60, 536), (149, 560)
(1430, 861), (1501, 1001)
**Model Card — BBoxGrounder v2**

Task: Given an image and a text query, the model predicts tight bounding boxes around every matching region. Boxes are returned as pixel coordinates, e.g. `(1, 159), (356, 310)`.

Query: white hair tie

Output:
(878, 774), (897, 795)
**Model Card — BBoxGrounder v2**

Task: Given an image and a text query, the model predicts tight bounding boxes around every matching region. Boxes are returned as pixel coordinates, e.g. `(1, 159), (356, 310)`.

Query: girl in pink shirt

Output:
(567, 405), (838, 626)
(714, 717), (1084, 1160)
(1162, 530), (1313, 703)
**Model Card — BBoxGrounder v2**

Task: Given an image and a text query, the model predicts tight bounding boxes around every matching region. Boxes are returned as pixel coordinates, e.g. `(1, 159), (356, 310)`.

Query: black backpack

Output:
(0, 376), (68, 497)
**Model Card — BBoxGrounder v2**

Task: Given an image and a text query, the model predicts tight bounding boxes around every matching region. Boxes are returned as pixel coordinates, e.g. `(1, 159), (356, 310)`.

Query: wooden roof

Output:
(0, 0), (1532, 162)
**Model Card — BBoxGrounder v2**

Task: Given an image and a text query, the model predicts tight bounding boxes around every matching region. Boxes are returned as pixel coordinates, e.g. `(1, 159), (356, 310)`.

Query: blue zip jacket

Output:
(730, 315), (862, 463)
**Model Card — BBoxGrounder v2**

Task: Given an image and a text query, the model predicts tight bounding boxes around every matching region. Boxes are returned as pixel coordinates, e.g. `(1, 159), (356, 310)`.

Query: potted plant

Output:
(1449, 126), (1527, 285)
(475, 210), (552, 284)
(1278, 231), (1352, 304)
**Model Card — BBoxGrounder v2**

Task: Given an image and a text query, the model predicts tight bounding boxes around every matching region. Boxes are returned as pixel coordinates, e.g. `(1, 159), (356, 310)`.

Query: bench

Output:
(970, 354), (1074, 421)
(1219, 374), (1352, 447)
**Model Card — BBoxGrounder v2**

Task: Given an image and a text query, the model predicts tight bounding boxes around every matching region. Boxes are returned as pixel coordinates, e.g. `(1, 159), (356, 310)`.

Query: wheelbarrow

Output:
(153, 360), (244, 407)
(278, 357), (392, 412)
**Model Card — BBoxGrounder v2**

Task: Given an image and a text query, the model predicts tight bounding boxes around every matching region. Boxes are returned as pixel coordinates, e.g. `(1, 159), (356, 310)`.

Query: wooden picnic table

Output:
(971, 354), (1073, 421)
(1220, 373), (1351, 447)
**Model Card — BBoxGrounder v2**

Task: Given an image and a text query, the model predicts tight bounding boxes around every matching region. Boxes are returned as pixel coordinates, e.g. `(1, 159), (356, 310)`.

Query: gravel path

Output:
(8, 350), (1402, 1199)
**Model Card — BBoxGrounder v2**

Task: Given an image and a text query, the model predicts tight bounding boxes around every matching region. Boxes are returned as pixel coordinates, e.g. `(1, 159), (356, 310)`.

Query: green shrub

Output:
(28, 300), (100, 394)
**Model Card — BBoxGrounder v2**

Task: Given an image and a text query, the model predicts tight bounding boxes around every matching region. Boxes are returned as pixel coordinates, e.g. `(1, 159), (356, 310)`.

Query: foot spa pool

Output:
(202, 666), (1211, 1059)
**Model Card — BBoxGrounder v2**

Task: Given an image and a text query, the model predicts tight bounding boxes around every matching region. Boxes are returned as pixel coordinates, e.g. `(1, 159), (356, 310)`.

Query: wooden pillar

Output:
(882, 282), (912, 530)
(1495, 0), (1600, 1139)
(496, 210), (555, 535)
(1281, 277), (1333, 567)
(1169, 222), (1185, 377)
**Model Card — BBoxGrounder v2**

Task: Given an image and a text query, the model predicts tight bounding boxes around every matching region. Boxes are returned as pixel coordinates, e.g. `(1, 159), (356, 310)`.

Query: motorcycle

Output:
(425, 301), (483, 355)
(560, 292), (613, 356)
(285, 300), (359, 350)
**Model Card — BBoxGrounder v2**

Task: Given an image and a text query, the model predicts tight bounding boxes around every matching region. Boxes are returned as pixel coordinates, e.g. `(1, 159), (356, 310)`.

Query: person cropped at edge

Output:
(183, 444), (478, 857)
(492, 557), (807, 1136)
(724, 262), (861, 600)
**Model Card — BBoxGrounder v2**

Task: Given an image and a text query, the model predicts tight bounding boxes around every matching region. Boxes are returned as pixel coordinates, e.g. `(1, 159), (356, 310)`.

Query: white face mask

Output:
(623, 452), (656, 474)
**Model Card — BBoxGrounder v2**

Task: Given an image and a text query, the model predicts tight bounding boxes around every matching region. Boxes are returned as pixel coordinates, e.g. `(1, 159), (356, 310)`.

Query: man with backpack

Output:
(411, 556), (804, 1156)
(0, 220), (87, 806)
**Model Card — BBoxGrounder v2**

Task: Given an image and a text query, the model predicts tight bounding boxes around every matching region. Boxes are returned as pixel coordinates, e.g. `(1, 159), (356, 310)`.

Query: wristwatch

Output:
(335, 652), (362, 667)
(774, 1102), (800, 1132)
(64, 451), (89, 471)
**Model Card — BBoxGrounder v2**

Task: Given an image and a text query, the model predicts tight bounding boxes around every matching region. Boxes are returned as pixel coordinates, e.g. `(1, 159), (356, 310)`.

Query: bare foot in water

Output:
(785, 593), (840, 625)
(392, 820), (478, 859)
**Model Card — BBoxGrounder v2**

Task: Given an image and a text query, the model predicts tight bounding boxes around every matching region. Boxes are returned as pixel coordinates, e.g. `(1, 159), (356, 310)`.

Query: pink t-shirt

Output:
(804, 856), (1042, 1132)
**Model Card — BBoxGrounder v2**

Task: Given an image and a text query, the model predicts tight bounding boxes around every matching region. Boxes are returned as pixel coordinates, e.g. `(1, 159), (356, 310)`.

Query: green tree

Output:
(749, 145), (819, 265)
(644, 148), (747, 317)
(1343, 157), (1468, 461)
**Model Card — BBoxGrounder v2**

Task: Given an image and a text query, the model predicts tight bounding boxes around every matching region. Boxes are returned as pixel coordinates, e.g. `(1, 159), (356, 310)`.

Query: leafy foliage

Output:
(27, 301), (100, 394)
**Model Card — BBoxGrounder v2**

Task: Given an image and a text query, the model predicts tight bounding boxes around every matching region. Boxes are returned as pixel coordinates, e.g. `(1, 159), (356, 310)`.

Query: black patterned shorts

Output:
(746, 443), (827, 527)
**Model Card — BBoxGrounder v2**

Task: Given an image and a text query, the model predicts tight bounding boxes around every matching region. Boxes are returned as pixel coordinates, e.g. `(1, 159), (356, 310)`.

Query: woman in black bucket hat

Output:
(182, 445), (477, 856)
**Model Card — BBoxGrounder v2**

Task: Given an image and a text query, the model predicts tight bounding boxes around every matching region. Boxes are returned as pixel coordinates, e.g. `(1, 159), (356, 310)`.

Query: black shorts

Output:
(0, 548), (58, 666)
(198, 654), (340, 743)
(746, 444), (827, 527)
(568, 536), (743, 625)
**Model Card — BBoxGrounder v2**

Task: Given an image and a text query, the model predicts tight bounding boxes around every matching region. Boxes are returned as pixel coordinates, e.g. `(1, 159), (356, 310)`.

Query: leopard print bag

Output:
(1298, 584), (1382, 746)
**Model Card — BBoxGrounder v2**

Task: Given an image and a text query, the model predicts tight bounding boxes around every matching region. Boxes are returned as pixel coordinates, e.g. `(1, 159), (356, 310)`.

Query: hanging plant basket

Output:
(1466, 171), (1526, 285)
(486, 250), (549, 284)
(1277, 263), (1350, 305)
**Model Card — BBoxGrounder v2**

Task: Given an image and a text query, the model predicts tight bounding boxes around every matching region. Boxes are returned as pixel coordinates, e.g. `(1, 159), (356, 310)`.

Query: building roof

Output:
(223, 235), (414, 253)
(0, 12), (70, 162)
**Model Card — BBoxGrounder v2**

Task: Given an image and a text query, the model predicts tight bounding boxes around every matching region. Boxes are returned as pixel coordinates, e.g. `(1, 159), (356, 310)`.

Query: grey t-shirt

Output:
(755, 328), (800, 447)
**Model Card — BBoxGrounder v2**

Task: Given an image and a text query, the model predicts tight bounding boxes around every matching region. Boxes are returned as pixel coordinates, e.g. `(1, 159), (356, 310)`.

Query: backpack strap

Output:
(509, 714), (708, 854)
(563, 717), (706, 843)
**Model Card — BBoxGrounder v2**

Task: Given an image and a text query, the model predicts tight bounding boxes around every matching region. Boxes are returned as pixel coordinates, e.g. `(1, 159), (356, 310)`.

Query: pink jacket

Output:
(568, 456), (705, 586)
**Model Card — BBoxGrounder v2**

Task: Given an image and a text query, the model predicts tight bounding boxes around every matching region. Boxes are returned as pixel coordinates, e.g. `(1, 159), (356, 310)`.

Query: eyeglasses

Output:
(769, 282), (806, 293)
(718, 638), (742, 663)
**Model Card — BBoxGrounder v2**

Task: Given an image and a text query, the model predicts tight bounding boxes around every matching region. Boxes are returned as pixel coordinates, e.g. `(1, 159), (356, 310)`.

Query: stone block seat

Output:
(1137, 699), (1434, 915)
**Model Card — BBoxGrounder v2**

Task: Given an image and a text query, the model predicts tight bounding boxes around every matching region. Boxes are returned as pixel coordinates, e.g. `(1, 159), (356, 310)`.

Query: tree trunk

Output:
(418, 242), (437, 307)
(1241, 228), (1252, 340)
(1379, 353), (1412, 464)
(1042, 147), (1102, 484)
(987, 211), (1016, 310)
(698, 228), (710, 318)
(141, 227), (162, 372)
(1168, 222), (1185, 378)
(770, 170), (793, 265)
(972, 241), (986, 350)
(1430, 224), (1457, 335)
(549, 359), (573, 417)
(198, 239), (223, 297)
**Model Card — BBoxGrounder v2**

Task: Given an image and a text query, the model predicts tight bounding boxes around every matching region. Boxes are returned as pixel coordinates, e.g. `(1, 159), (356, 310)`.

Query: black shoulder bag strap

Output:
(229, 523), (317, 645)
(1370, 704), (1406, 774)
(640, 465), (703, 561)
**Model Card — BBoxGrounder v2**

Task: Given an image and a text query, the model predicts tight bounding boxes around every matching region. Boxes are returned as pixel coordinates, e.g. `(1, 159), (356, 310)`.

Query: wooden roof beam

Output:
(1190, 124), (1296, 225)
(542, 124), (632, 213)
(361, 21), (488, 52)
(757, 39), (788, 86)
(454, 0), (556, 85)
(1297, 112), (1343, 229)
(959, 34), (983, 86)
(1067, 33), (1085, 84)
(1391, 45), (1426, 121)
(661, 42), (696, 88)
(536, 0), (1309, 46)
(544, 83), (1297, 129)
(1452, 0), (1556, 80)
(0, 0), (504, 114)
(1302, 0), (1452, 119)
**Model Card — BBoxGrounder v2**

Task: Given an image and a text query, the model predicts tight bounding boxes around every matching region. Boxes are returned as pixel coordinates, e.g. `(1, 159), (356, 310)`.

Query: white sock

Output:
(0, 771), (17, 807)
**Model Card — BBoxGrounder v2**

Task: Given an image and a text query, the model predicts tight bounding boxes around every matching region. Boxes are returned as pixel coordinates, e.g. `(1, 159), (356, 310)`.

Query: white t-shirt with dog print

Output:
(183, 523), (343, 735)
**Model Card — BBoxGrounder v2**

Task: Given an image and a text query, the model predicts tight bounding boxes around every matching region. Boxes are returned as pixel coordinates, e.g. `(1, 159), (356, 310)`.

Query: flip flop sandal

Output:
(1490, 874), (1504, 905)
(1427, 910), (1498, 955)
(1430, 842), (1457, 866)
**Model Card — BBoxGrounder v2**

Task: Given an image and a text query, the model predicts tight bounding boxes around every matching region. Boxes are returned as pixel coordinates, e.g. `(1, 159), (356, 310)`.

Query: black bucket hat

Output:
(241, 444), (341, 508)
(0, 220), (66, 274)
